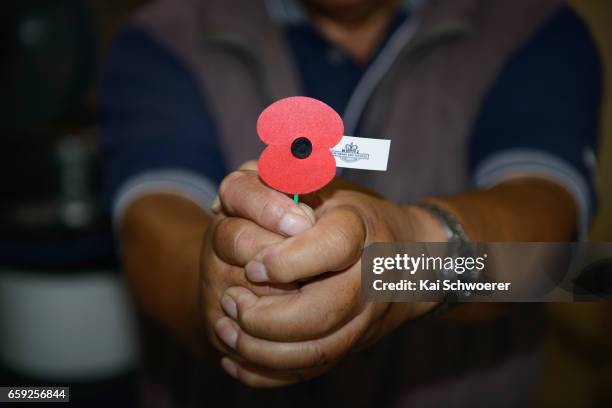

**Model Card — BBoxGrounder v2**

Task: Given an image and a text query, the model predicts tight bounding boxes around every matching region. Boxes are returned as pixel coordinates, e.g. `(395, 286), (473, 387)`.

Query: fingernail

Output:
(220, 295), (238, 319)
(221, 357), (238, 378)
(245, 260), (269, 282)
(279, 212), (311, 236)
(215, 318), (238, 349)
(297, 202), (316, 224)
(211, 195), (221, 213)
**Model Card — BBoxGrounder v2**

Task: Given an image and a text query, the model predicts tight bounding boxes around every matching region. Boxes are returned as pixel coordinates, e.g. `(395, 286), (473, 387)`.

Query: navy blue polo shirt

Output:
(100, 4), (601, 234)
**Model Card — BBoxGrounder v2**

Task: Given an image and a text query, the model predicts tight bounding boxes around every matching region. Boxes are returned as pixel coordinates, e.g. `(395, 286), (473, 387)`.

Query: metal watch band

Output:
(415, 202), (480, 302)
(415, 202), (470, 244)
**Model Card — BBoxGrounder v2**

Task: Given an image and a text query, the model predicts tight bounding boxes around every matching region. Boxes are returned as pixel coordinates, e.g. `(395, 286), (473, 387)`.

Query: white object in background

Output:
(0, 270), (137, 381)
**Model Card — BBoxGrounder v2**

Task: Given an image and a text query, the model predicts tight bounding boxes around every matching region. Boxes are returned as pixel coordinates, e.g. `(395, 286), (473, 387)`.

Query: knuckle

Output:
(316, 302), (343, 334)
(219, 171), (246, 201)
(340, 206), (367, 236)
(211, 217), (229, 242)
(236, 306), (257, 334)
(326, 226), (349, 253)
(308, 341), (330, 367)
(257, 198), (284, 228)
(211, 218), (233, 256)
(331, 208), (365, 254)
(324, 226), (355, 265)
(263, 257), (291, 283)
(231, 224), (252, 262)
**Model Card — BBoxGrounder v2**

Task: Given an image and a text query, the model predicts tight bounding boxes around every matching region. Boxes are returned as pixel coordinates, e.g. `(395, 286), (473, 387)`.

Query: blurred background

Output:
(0, 0), (610, 407)
(0, 1), (145, 406)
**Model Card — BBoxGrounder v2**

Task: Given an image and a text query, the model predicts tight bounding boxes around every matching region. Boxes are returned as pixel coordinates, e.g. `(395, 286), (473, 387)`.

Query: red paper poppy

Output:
(257, 96), (344, 195)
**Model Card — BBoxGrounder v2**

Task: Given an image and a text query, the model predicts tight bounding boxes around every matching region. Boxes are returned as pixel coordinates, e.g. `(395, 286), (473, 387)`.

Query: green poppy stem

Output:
(294, 194), (299, 204)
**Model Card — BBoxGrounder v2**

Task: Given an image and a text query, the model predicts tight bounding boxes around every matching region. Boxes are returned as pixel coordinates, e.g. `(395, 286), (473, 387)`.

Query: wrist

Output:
(401, 205), (449, 242)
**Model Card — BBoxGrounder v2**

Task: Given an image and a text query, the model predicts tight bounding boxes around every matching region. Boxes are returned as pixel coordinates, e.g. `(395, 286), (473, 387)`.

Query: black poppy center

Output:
(291, 137), (312, 159)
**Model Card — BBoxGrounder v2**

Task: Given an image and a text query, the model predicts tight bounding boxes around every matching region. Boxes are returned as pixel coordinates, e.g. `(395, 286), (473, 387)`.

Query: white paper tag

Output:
(331, 136), (391, 171)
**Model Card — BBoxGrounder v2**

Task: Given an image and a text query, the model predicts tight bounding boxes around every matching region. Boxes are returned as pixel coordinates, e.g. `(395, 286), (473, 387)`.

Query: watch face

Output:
(436, 241), (482, 300)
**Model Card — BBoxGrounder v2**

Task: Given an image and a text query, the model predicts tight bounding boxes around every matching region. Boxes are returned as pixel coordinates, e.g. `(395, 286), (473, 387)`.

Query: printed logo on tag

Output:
(331, 136), (391, 171)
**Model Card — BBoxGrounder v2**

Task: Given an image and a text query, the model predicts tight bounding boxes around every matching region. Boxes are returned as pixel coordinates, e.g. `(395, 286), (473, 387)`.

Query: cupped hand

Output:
(213, 163), (444, 387)
(200, 161), (315, 354)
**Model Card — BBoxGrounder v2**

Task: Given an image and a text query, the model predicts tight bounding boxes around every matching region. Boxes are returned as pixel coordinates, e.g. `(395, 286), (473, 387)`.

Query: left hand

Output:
(214, 169), (445, 387)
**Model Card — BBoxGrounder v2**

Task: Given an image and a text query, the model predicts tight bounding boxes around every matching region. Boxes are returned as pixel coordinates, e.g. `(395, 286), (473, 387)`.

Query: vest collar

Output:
(265, 0), (422, 26)
(201, 0), (473, 111)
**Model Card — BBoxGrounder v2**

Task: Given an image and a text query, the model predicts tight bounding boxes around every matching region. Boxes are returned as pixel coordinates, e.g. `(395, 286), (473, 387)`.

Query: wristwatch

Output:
(416, 202), (481, 302)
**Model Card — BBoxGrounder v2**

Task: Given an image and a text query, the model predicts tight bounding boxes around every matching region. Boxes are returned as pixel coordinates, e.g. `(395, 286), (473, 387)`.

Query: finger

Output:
(212, 161), (259, 213)
(212, 216), (284, 266)
(297, 193), (323, 211)
(245, 205), (365, 283)
(219, 170), (314, 236)
(220, 357), (329, 388)
(238, 160), (259, 171)
(297, 202), (316, 224)
(203, 223), (298, 297)
(223, 268), (363, 342)
(221, 358), (292, 388)
(214, 309), (371, 370)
